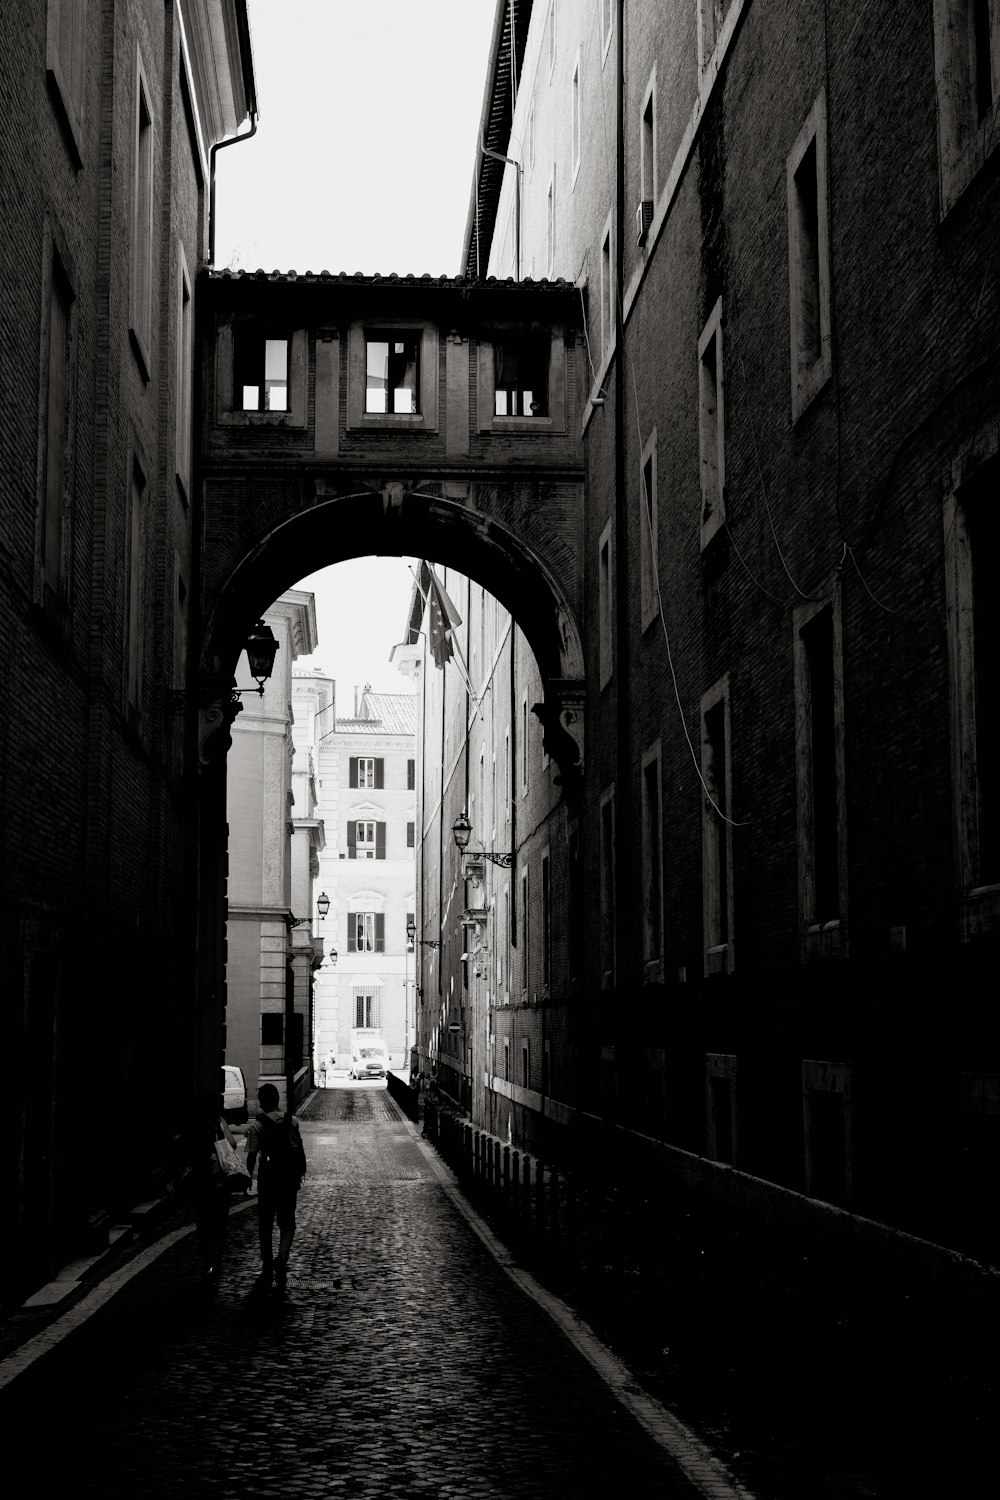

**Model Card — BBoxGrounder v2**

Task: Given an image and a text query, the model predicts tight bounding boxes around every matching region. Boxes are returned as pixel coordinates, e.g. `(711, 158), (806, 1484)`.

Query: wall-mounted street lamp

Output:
(288, 890), (331, 930)
(167, 618), (280, 712)
(452, 810), (513, 869)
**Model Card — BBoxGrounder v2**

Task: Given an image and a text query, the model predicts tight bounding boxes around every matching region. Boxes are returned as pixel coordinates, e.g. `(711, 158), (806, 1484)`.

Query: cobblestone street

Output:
(0, 1087), (711, 1498)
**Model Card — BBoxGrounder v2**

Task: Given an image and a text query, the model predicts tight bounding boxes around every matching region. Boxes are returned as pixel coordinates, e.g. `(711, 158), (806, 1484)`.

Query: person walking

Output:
(244, 1083), (307, 1292)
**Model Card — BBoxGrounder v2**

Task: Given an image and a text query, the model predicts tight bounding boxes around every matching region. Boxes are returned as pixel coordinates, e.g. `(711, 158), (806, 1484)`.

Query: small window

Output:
(349, 756), (383, 789)
(234, 330), (289, 412)
(130, 55), (154, 373)
(698, 299), (725, 547)
(357, 757), (376, 789)
(348, 912), (385, 954)
(365, 333), (420, 414)
(493, 335), (550, 416)
(787, 94), (831, 419)
(639, 431), (657, 631)
(354, 985), (381, 1028)
(355, 821), (376, 858)
(932, 0), (1000, 213)
(598, 521), (613, 687)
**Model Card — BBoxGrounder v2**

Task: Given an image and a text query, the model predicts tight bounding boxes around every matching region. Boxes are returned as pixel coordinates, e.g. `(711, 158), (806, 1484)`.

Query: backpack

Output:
(258, 1112), (307, 1187)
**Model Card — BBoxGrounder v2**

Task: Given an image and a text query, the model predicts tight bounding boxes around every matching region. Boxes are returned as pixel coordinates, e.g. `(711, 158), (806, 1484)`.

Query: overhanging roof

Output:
(461, 0), (535, 280)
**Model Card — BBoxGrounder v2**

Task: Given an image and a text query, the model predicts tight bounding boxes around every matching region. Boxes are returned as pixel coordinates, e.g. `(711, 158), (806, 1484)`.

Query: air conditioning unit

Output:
(636, 198), (653, 247)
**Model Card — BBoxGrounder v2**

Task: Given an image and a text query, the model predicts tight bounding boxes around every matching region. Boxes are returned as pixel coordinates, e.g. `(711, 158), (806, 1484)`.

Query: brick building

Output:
(408, 0), (1000, 1266)
(0, 2), (255, 1301)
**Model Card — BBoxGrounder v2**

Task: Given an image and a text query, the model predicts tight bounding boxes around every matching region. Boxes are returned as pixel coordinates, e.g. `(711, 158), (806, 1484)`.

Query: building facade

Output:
(226, 591), (321, 1111)
(0, 1), (255, 1302)
(409, 0), (1000, 1267)
(292, 678), (418, 1076)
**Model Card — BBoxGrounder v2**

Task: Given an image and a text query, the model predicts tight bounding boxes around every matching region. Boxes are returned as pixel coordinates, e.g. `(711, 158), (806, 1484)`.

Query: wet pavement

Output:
(0, 1085), (714, 1498)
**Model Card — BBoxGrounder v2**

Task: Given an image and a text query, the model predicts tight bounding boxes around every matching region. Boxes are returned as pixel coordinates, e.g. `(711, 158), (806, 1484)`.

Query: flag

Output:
(425, 564), (463, 670)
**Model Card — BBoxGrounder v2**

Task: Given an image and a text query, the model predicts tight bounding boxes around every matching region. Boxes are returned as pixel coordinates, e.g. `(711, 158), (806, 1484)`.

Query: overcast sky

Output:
(215, 1), (496, 694)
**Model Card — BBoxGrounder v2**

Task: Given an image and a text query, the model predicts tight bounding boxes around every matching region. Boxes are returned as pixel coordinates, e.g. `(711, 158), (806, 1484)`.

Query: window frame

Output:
(639, 427), (658, 631)
(46, 0), (87, 165)
(348, 321), (438, 432)
(698, 298), (726, 549)
(129, 48), (154, 380)
(786, 92), (832, 422)
(598, 520), (613, 688)
(365, 330), (421, 415)
(932, 0), (1000, 215)
(793, 597), (849, 959)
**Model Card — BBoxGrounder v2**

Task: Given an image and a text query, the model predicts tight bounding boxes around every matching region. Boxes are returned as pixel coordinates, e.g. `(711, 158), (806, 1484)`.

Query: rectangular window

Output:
(235, 330), (289, 412)
(571, 55), (581, 178)
(365, 333), (420, 414)
(354, 820), (376, 859)
(698, 298), (725, 548)
(706, 1054), (737, 1165)
(38, 249), (74, 606)
(407, 820), (415, 848)
(493, 335), (550, 417)
(598, 522), (613, 687)
(46, 0), (87, 159)
(348, 912), (385, 954)
(948, 458), (1000, 895)
(600, 787), (616, 982)
(126, 458), (146, 712)
(701, 678), (734, 974)
(641, 746), (663, 964)
(521, 868), (529, 993)
(640, 71), (656, 205)
(600, 221), (614, 364)
(130, 56), (154, 374)
(639, 430), (658, 631)
(546, 172), (555, 275)
(407, 758), (415, 790)
(541, 850), (551, 990)
(521, 1039), (530, 1089)
(794, 599), (847, 957)
(504, 1037), (511, 1081)
(354, 986), (381, 1028)
(932, 0), (1000, 213)
(521, 694), (529, 794)
(787, 93), (831, 419)
(349, 756), (384, 789)
(358, 757), (376, 788)
(176, 251), (193, 499)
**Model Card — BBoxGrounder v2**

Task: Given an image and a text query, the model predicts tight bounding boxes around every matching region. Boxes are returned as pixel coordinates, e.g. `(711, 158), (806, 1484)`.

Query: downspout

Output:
(208, 112), (257, 267)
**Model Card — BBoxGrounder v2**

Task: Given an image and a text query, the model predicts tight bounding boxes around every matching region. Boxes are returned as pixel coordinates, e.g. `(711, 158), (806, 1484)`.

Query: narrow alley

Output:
(0, 1088), (717, 1498)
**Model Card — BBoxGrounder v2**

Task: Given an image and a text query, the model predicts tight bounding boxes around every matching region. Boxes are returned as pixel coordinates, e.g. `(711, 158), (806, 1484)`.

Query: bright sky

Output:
(215, 0), (496, 694)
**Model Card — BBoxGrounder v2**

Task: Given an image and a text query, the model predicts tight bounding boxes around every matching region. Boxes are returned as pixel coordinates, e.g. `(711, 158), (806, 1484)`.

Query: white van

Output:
(350, 1031), (389, 1080)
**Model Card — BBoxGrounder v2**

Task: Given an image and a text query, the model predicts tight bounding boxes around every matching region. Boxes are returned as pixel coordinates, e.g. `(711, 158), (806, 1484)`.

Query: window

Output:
(46, 0), (87, 160)
(698, 299), (725, 547)
(802, 1060), (852, 1205)
(348, 912), (385, 954)
(234, 331), (288, 412)
(547, 1), (556, 77)
(706, 1054), (737, 1164)
(598, 521), (613, 687)
(504, 728), (511, 824)
(946, 454), (1000, 914)
(521, 1040), (530, 1089)
(37, 245), (75, 608)
(350, 757), (384, 789)
(407, 821), (415, 848)
(175, 250), (193, 499)
(521, 694), (529, 794)
(130, 54), (154, 375)
(407, 758), (415, 790)
(787, 93), (831, 419)
(546, 172), (555, 275)
(365, 333), (419, 414)
(493, 335), (550, 416)
(932, 0), (1000, 213)
(600, 787), (616, 982)
(520, 868), (529, 993)
(794, 599), (847, 957)
(354, 986), (381, 1028)
(701, 677), (734, 974)
(348, 820), (386, 860)
(698, 0), (736, 70)
(504, 1037), (510, 1081)
(571, 55), (581, 179)
(640, 69), (656, 212)
(125, 458), (146, 713)
(641, 745), (663, 965)
(639, 429), (658, 631)
(600, 220), (614, 364)
(541, 851), (551, 990)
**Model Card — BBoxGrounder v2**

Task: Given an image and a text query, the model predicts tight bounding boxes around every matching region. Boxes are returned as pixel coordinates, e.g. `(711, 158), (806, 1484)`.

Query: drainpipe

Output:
(613, 0), (631, 1085)
(208, 112), (258, 266)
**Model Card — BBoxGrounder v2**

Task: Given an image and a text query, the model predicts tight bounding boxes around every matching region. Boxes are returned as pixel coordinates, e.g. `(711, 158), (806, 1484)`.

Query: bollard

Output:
(510, 1151), (520, 1219)
(494, 1140), (502, 1203)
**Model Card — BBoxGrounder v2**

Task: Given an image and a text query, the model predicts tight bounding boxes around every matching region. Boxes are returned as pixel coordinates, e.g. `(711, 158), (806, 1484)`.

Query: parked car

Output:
(350, 1032), (389, 1081)
(222, 1064), (248, 1124)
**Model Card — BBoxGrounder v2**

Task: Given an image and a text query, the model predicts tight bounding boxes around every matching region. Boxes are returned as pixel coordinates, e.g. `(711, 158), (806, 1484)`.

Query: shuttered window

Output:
(347, 912), (385, 953)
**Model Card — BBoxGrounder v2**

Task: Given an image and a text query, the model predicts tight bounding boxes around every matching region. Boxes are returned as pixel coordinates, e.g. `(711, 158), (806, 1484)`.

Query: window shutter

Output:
(407, 821), (415, 847)
(375, 758), (384, 789)
(375, 913), (385, 952)
(347, 821), (357, 859)
(349, 757), (358, 788)
(376, 822), (386, 859)
(347, 914), (357, 952)
(407, 759), (415, 790)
